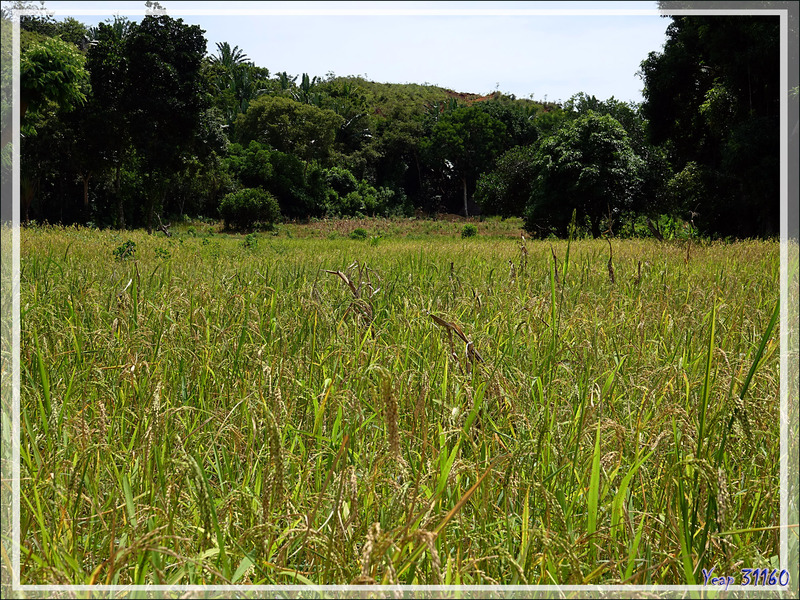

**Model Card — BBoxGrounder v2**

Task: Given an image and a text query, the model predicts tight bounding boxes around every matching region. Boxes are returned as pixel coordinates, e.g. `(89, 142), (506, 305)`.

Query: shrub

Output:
(461, 224), (478, 238)
(349, 228), (368, 240)
(113, 240), (136, 260)
(242, 233), (258, 249)
(323, 167), (383, 217)
(219, 187), (280, 230)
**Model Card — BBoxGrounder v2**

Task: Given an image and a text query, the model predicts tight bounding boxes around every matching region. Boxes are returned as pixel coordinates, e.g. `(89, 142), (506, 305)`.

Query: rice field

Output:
(5, 221), (791, 589)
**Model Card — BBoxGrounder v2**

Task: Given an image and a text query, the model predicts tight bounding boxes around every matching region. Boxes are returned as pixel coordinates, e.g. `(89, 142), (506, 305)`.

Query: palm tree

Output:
(210, 41), (249, 70)
(208, 42), (268, 122)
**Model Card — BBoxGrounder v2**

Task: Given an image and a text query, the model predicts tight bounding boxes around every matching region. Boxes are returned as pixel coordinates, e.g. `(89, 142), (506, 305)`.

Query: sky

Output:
(37, 1), (672, 104)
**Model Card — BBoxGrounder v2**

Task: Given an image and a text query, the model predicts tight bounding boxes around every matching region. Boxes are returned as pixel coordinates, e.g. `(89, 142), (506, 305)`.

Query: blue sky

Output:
(40, 1), (671, 104)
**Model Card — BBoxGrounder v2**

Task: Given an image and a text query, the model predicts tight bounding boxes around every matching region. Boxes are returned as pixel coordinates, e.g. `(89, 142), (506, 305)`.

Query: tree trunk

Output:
(591, 216), (601, 239)
(146, 198), (154, 234)
(115, 165), (125, 230)
(413, 151), (423, 197)
(82, 172), (91, 209)
(462, 175), (469, 218)
(20, 176), (36, 225)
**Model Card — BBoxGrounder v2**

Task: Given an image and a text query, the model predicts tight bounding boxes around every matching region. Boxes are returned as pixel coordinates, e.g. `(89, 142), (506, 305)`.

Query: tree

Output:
(234, 95), (343, 165)
(6, 20), (90, 223)
(421, 105), (507, 216)
(639, 15), (780, 237)
(205, 41), (268, 124)
(319, 77), (371, 158)
(219, 187), (280, 230)
(293, 72), (322, 105)
(84, 17), (133, 226)
(266, 151), (323, 218)
(525, 112), (643, 238)
(210, 41), (248, 69)
(224, 140), (273, 189)
(563, 92), (671, 221)
(475, 144), (538, 218)
(1, 31), (89, 148)
(123, 14), (207, 232)
(475, 98), (539, 149)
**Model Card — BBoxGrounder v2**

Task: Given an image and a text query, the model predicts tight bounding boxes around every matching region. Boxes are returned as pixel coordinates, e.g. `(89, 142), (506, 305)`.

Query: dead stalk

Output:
(429, 312), (484, 373)
(606, 238), (615, 284)
(550, 245), (560, 284)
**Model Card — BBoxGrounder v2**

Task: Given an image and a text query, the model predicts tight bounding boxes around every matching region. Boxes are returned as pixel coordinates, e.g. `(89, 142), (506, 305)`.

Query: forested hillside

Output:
(1, 4), (782, 238)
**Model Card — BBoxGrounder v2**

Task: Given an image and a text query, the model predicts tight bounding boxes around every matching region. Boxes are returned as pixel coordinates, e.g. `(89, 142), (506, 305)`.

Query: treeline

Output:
(1, 4), (780, 238)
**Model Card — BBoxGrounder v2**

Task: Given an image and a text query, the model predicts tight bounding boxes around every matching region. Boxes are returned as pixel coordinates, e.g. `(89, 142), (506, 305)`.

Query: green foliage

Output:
(325, 166), (359, 198)
(124, 15), (207, 171)
(460, 223), (478, 238)
(234, 95), (344, 163)
(124, 15), (208, 229)
(422, 104), (508, 215)
(219, 187), (280, 230)
(349, 228), (368, 240)
(268, 152), (321, 218)
(322, 166), (385, 217)
(10, 10), (778, 240)
(533, 107), (569, 137)
(666, 162), (705, 217)
(524, 112), (644, 238)
(241, 232), (258, 249)
(475, 99), (539, 148)
(20, 33), (89, 116)
(639, 15), (779, 237)
(475, 145), (538, 218)
(205, 41), (270, 124)
(225, 141), (273, 189)
(112, 239), (136, 260)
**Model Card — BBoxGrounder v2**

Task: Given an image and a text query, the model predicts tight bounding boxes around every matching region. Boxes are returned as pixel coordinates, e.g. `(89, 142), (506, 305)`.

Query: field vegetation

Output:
(2, 2), (793, 592)
(15, 221), (783, 586)
(6, 8), (780, 241)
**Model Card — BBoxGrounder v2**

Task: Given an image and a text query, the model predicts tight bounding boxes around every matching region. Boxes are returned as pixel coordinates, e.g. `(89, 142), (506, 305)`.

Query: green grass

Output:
(15, 223), (782, 585)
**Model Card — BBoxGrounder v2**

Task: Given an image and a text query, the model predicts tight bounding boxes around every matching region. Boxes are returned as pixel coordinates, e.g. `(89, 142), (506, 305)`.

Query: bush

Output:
(242, 233), (258, 249)
(461, 224), (478, 238)
(219, 188), (280, 230)
(349, 228), (368, 240)
(323, 167), (384, 217)
(113, 240), (136, 260)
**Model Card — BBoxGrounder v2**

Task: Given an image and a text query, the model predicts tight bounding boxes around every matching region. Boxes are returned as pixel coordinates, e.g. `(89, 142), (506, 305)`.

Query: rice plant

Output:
(14, 222), (783, 586)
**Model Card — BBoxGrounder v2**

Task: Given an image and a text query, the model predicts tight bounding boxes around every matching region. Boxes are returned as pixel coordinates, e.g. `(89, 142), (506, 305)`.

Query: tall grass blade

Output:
(716, 298), (780, 466)
(623, 512), (647, 582)
(697, 297), (717, 459)
(587, 425), (602, 562)
(611, 449), (654, 542)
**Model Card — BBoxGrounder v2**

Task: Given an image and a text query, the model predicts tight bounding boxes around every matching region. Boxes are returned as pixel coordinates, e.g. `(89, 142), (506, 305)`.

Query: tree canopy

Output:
(639, 15), (780, 237)
(235, 95), (344, 164)
(524, 112), (643, 237)
(6, 6), (782, 239)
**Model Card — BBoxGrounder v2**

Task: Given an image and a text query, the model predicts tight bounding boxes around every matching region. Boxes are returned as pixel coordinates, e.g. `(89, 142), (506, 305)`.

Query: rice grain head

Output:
(361, 522), (381, 578)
